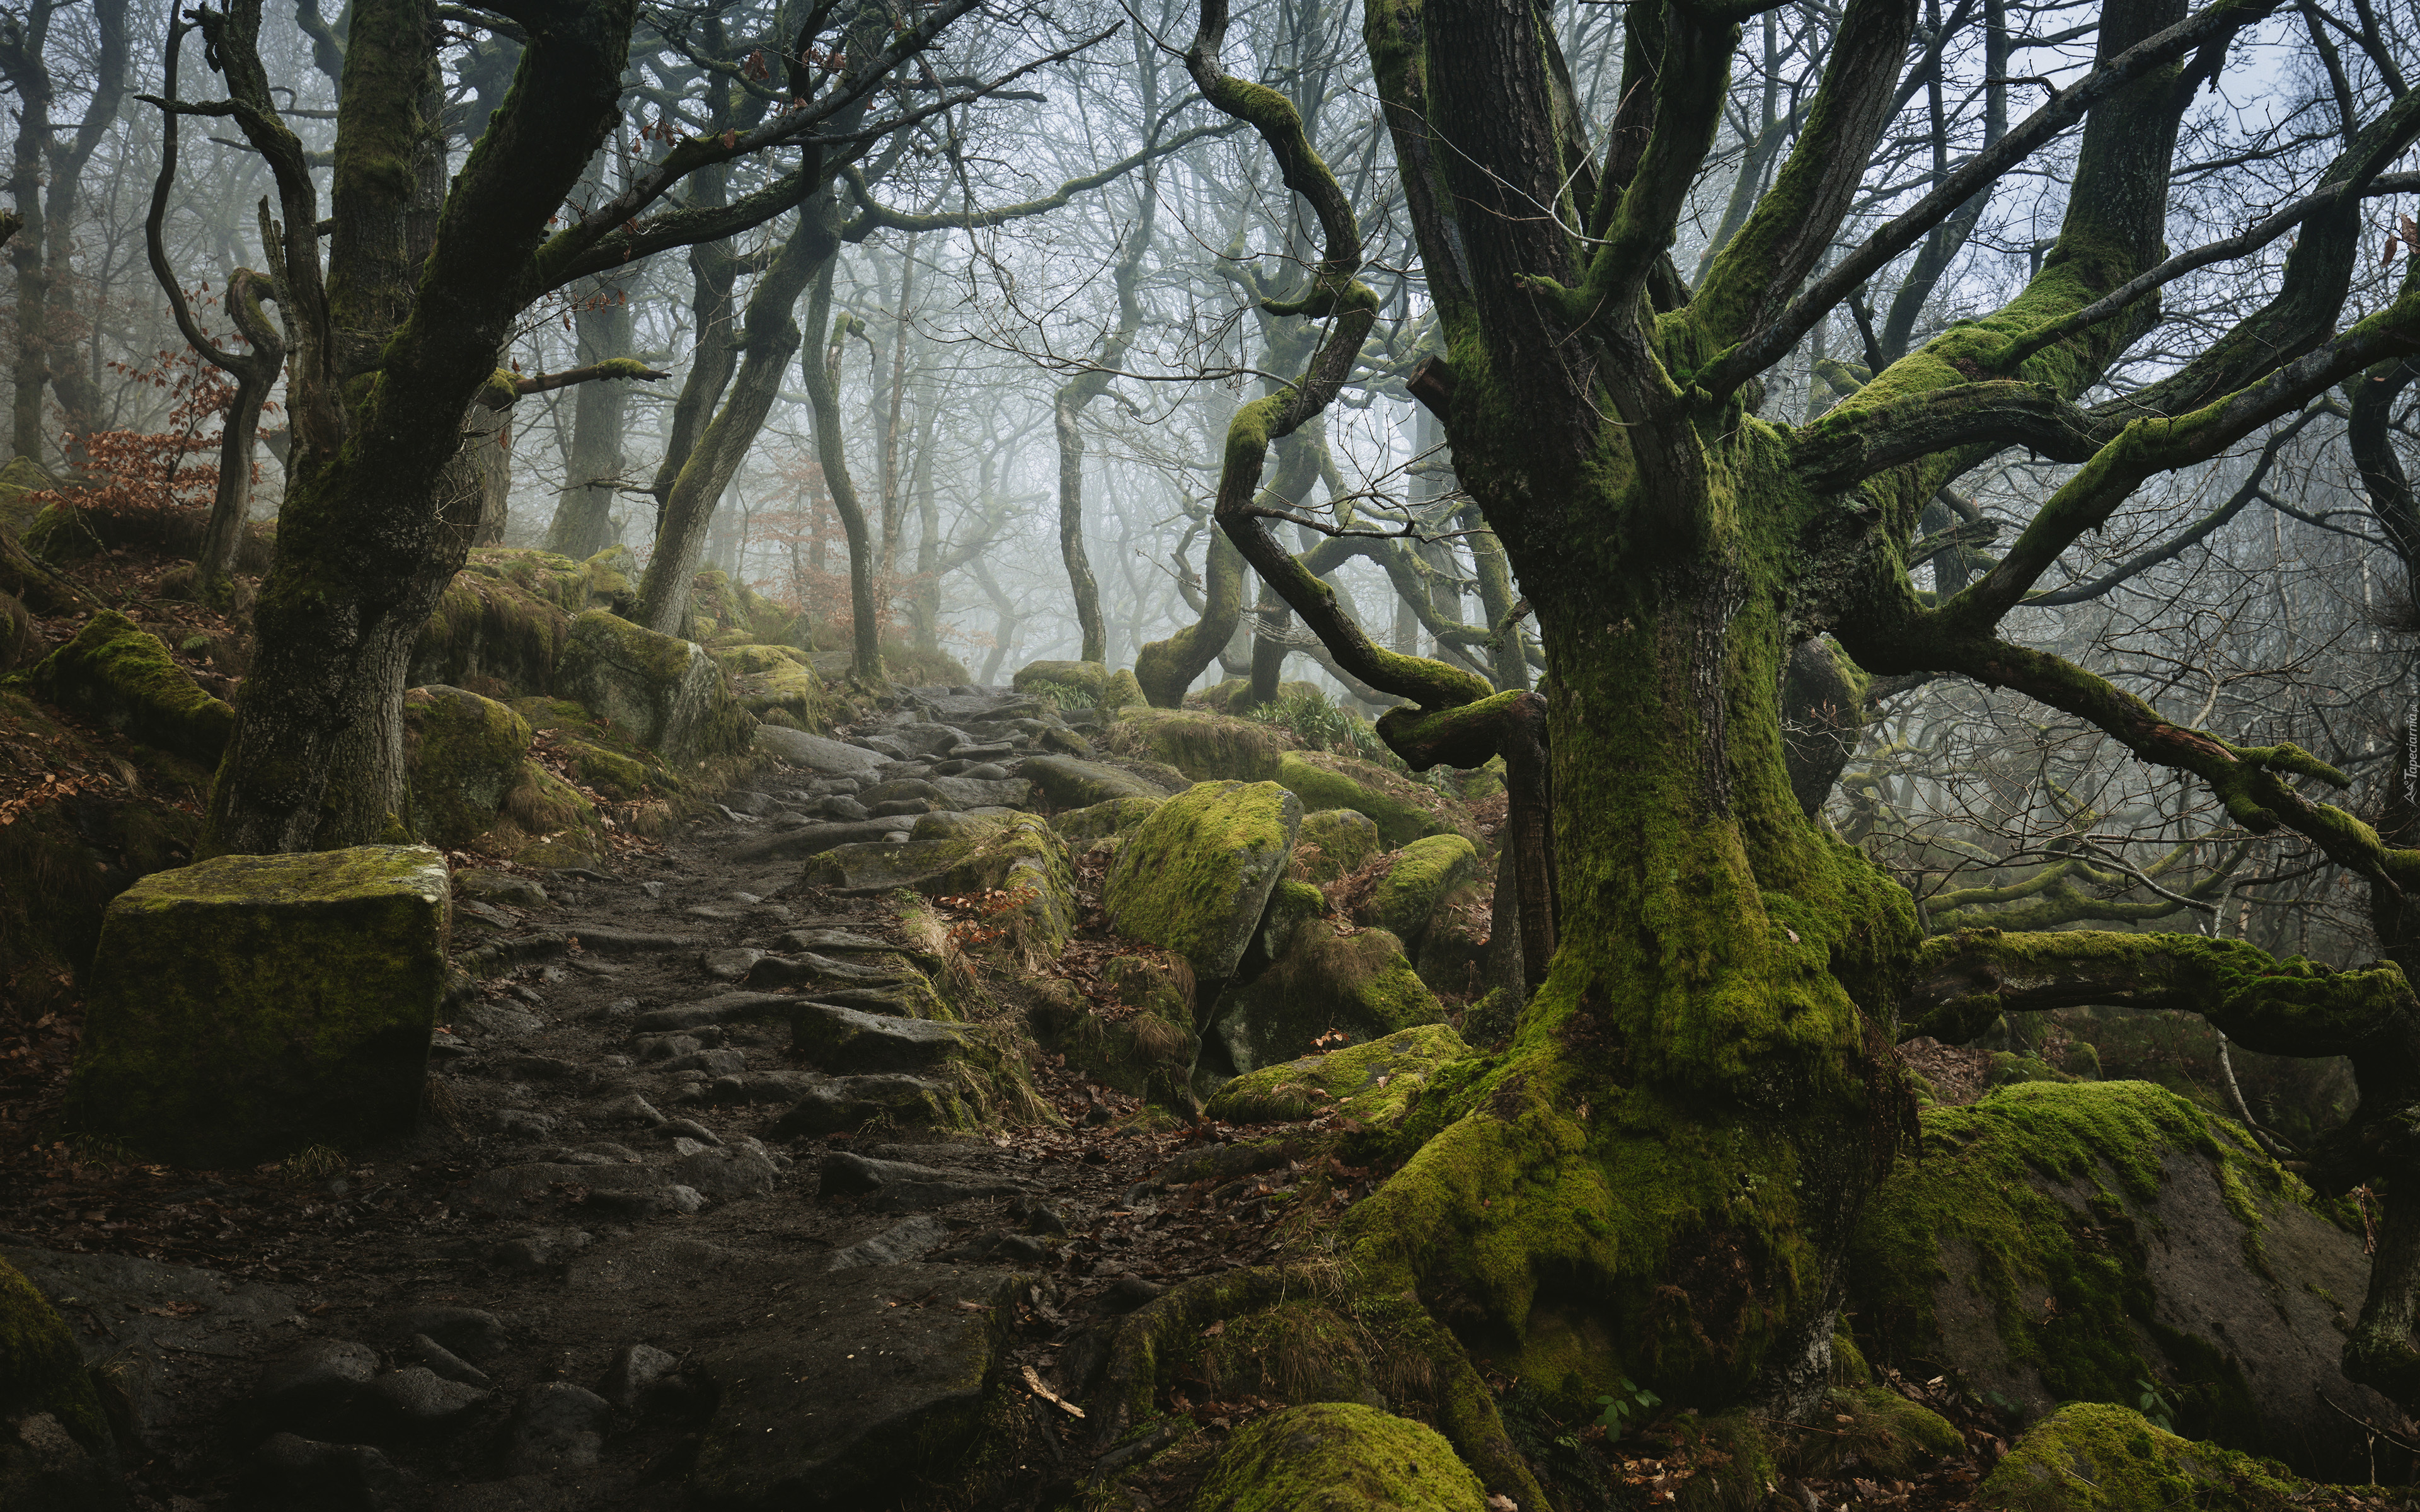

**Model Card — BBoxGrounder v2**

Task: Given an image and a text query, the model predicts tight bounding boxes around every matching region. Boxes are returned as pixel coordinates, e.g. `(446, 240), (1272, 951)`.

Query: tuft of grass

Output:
(284, 1143), (345, 1180)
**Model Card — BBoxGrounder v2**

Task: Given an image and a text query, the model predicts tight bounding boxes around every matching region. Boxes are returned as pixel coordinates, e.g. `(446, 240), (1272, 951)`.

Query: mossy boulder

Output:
(1100, 667), (1144, 712)
(64, 845), (451, 1167)
(1278, 752), (1458, 849)
(804, 812), (1078, 956)
(1848, 1079), (2395, 1480)
(1052, 795), (1163, 843)
(1012, 658), (1107, 696)
(20, 611), (232, 766)
(712, 642), (833, 732)
(1978, 1403), (2317, 1511)
(1024, 753), (1168, 808)
(0, 1256), (118, 1511)
(1208, 1022), (1470, 1124)
(401, 685), (533, 846)
(1103, 779), (1303, 980)
(1099, 706), (1296, 782)
(1190, 1402), (1485, 1512)
(1213, 927), (1446, 1074)
(1356, 834), (1478, 947)
(1295, 808), (1382, 885)
(556, 609), (756, 767)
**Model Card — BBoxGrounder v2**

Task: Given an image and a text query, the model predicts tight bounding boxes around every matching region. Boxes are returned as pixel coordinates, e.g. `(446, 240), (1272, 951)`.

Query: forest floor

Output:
(0, 684), (2379, 1512)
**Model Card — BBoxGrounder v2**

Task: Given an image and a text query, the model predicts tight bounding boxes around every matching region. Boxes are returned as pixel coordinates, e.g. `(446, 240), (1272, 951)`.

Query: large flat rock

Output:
(690, 1264), (1014, 1508)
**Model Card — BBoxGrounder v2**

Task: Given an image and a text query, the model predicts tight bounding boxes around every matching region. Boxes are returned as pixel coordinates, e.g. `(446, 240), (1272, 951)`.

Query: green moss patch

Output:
(1357, 834), (1478, 946)
(1278, 752), (1463, 849)
(711, 641), (835, 733)
(1052, 794), (1163, 842)
(1847, 1080), (2376, 1469)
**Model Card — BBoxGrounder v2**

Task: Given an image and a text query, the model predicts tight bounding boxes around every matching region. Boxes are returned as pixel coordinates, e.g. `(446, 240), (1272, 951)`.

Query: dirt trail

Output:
(1, 687), (1296, 1511)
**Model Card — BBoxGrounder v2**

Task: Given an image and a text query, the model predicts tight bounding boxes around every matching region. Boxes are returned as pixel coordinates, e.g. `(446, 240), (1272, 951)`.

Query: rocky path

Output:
(3, 685), (1306, 1511)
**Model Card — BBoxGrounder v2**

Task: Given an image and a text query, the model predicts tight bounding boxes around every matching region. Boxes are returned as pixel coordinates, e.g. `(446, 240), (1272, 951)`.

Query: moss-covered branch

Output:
(1904, 928), (2417, 1057)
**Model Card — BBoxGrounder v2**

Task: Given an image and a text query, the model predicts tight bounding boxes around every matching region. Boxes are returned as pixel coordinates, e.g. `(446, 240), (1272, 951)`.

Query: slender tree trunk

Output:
(802, 254), (884, 684)
(543, 284), (635, 559)
(633, 219), (822, 634)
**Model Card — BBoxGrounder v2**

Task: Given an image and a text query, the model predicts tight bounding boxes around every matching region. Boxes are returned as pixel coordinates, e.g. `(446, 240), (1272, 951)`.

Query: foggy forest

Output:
(12, 0), (2420, 1504)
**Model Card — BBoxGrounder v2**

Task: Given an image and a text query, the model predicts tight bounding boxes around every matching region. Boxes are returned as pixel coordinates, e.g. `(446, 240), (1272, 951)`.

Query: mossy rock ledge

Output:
(555, 609), (755, 769)
(802, 811), (1078, 957)
(1102, 779), (1303, 981)
(1848, 1079), (2397, 1480)
(64, 845), (451, 1168)
(19, 610), (232, 767)
(1190, 1402), (1487, 1512)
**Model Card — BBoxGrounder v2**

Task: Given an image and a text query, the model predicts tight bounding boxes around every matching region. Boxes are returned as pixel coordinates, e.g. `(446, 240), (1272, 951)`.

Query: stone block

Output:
(64, 846), (450, 1166)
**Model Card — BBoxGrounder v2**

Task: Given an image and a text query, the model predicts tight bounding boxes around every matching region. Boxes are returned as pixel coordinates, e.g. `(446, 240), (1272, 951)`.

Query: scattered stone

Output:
(1191, 1403), (1486, 1512)
(487, 1230), (592, 1275)
(1214, 926), (1444, 1074)
(1022, 753), (1167, 808)
(1207, 1023), (1471, 1125)
(589, 1093), (667, 1128)
(22, 607), (233, 765)
(454, 868), (548, 908)
(632, 993), (796, 1033)
(690, 1266), (1015, 1507)
(396, 1306), (511, 1363)
(401, 685), (534, 846)
(662, 1117), (723, 1146)
(490, 1109), (554, 1138)
(781, 929), (901, 954)
(772, 1074), (964, 1137)
(755, 730), (890, 774)
(816, 1152), (1022, 1211)
(255, 1339), (380, 1430)
(1355, 833), (1480, 947)
(503, 1382), (610, 1475)
(599, 1343), (681, 1411)
(930, 1229), (1053, 1265)
(64, 845), (451, 1166)
(248, 1433), (407, 1511)
(570, 927), (699, 954)
(821, 1215), (949, 1270)
(364, 1368), (487, 1430)
(792, 1003), (967, 1074)
(409, 1334), (492, 1389)
(556, 609), (754, 766)
(669, 1147), (778, 1200)
(1098, 1274), (1165, 1313)
(1294, 808), (1383, 885)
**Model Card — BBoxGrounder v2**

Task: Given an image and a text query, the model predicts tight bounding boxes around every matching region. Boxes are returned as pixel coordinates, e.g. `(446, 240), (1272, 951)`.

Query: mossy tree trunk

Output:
(1114, 0), (2420, 1486)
